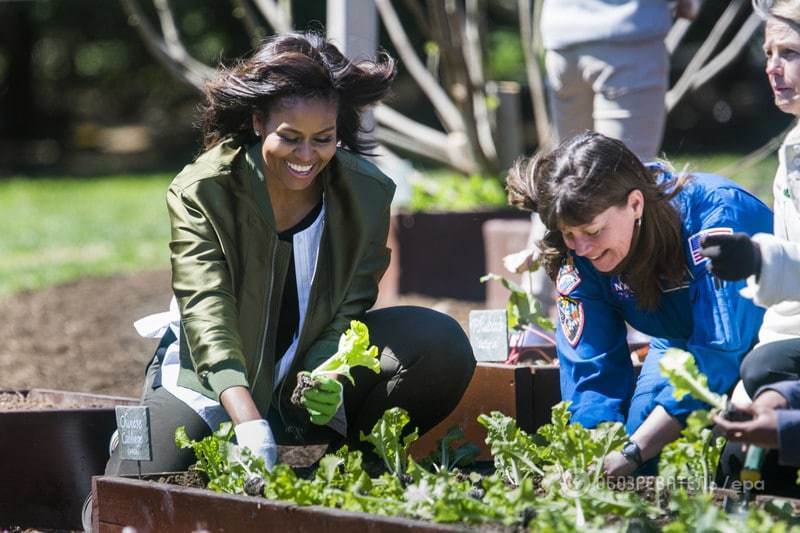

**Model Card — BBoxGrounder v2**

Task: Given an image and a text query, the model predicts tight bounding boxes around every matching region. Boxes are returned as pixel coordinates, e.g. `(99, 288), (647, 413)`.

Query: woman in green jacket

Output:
(107, 32), (476, 475)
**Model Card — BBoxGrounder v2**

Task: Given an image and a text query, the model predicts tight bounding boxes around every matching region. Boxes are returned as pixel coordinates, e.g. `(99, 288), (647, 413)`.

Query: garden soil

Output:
(0, 269), (475, 398)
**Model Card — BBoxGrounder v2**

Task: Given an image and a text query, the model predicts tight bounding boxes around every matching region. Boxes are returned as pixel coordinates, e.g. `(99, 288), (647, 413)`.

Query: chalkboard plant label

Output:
(115, 405), (152, 462)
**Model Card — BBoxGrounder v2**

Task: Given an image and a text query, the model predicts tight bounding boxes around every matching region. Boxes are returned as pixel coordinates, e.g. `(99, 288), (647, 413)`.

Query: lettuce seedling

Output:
(175, 422), (269, 494)
(659, 348), (726, 411)
(360, 407), (420, 479)
(659, 349), (728, 494)
(420, 425), (480, 473)
(312, 320), (381, 382)
(477, 411), (545, 485)
(659, 410), (725, 494)
(291, 320), (380, 408)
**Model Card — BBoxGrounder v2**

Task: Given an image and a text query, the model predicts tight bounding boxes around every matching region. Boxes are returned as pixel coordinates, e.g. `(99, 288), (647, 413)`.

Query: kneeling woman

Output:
(108, 33), (475, 476)
(506, 132), (771, 475)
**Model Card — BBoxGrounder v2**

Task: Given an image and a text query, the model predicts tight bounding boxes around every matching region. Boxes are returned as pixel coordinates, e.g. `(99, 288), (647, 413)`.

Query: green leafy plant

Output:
(409, 172), (507, 212)
(359, 407), (420, 479)
(292, 320), (380, 410)
(659, 348), (727, 410)
(658, 348), (730, 495)
(419, 426), (480, 473)
(659, 410), (726, 494)
(477, 411), (545, 485)
(175, 422), (268, 494)
(312, 320), (380, 383)
(480, 403), (654, 527)
(172, 395), (800, 530)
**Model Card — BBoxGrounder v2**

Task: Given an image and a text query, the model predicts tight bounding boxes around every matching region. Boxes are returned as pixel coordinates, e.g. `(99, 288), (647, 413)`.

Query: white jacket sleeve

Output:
(741, 233), (800, 307)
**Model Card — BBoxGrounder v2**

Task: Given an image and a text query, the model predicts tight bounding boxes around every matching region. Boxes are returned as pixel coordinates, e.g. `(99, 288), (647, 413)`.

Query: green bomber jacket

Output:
(167, 136), (395, 422)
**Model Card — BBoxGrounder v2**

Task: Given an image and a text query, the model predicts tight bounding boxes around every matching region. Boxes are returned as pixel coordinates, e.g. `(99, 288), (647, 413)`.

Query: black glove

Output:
(700, 232), (762, 281)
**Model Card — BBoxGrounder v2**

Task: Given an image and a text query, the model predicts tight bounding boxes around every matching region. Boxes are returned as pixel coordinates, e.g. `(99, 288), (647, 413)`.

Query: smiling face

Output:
(560, 190), (644, 273)
(764, 18), (800, 117)
(252, 96), (338, 198)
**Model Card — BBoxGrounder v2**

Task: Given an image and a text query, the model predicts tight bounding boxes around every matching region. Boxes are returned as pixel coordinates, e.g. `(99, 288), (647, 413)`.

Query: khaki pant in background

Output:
(545, 38), (669, 162)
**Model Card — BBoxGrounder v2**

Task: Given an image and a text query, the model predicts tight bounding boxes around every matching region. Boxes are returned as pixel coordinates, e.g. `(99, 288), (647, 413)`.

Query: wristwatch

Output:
(621, 440), (643, 467)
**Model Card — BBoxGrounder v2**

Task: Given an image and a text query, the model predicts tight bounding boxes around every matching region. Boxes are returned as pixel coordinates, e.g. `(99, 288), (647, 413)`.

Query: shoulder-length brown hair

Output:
(200, 32), (396, 154)
(506, 131), (689, 310)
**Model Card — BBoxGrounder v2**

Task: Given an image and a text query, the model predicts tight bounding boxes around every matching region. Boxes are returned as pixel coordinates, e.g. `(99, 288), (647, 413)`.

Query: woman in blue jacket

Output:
(506, 132), (772, 476)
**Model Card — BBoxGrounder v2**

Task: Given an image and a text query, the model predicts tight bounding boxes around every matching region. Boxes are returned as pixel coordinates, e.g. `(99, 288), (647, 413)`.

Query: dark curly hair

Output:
(200, 32), (396, 154)
(506, 131), (689, 310)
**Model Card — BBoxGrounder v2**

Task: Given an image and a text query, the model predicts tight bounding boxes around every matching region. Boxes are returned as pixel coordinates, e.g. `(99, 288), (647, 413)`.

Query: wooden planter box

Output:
(412, 350), (646, 460)
(92, 476), (464, 533)
(378, 209), (530, 304)
(0, 389), (136, 530)
(411, 362), (548, 460)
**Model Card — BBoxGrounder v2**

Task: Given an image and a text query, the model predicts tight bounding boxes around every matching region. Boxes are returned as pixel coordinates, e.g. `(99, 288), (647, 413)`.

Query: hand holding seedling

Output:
(295, 372), (343, 425)
(713, 403), (780, 449)
(291, 320), (380, 425)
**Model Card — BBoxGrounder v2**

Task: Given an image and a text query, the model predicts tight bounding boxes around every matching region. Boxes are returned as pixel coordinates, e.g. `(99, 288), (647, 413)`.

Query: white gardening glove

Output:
(233, 419), (277, 470)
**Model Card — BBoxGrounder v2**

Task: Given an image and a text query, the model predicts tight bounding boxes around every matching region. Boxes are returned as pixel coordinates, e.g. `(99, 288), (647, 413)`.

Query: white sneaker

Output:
(108, 429), (120, 457)
(81, 493), (93, 533)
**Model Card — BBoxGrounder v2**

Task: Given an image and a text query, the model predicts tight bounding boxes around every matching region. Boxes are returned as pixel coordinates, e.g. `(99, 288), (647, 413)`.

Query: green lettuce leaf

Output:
(314, 320), (380, 384)
(659, 348), (726, 411)
(360, 407), (419, 477)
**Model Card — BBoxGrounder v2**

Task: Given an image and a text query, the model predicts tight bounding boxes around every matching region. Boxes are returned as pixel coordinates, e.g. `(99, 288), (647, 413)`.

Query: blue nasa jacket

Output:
(555, 172), (773, 429)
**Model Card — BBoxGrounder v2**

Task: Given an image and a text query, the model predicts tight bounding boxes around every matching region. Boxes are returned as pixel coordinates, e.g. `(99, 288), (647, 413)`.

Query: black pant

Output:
(106, 305), (476, 475)
(740, 338), (800, 397)
(716, 442), (800, 498)
(713, 338), (800, 497)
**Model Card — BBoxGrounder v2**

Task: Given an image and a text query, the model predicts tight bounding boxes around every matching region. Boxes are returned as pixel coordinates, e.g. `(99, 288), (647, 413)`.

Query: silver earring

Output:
(254, 129), (260, 137)
(635, 217), (642, 227)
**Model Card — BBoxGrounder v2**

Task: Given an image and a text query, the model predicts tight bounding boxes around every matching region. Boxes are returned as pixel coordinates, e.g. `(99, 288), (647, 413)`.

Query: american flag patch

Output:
(688, 227), (733, 265)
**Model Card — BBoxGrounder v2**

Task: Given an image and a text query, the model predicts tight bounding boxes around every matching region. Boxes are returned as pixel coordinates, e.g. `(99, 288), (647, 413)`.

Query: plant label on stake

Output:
(115, 405), (152, 477)
(469, 309), (508, 362)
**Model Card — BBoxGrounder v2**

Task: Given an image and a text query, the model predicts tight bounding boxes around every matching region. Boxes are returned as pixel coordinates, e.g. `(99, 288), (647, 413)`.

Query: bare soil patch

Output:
(0, 269), (476, 398)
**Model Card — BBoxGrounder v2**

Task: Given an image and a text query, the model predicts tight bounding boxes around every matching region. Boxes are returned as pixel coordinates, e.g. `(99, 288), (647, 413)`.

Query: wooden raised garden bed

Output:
(412, 351), (643, 460)
(0, 389), (136, 530)
(92, 474), (800, 532)
(411, 362), (537, 460)
(380, 209), (530, 302)
(92, 475), (463, 533)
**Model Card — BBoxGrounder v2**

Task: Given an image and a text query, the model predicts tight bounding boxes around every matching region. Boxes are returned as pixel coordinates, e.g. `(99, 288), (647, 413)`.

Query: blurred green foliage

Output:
(670, 152), (778, 205)
(486, 29), (525, 84)
(0, 174), (171, 296)
(410, 171), (507, 212)
(410, 152), (778, 212)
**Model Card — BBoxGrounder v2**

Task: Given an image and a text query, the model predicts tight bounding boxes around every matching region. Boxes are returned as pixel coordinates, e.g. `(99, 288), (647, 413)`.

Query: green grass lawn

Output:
(0, 152), (781, 297)
(0, 174), (172, 297)
(668, 152), (778, 205)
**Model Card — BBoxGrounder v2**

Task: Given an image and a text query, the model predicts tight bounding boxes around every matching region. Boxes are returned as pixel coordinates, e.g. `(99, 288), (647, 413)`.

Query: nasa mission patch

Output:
(556, 262), (582, 295)
(557, 296), (584, 347)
